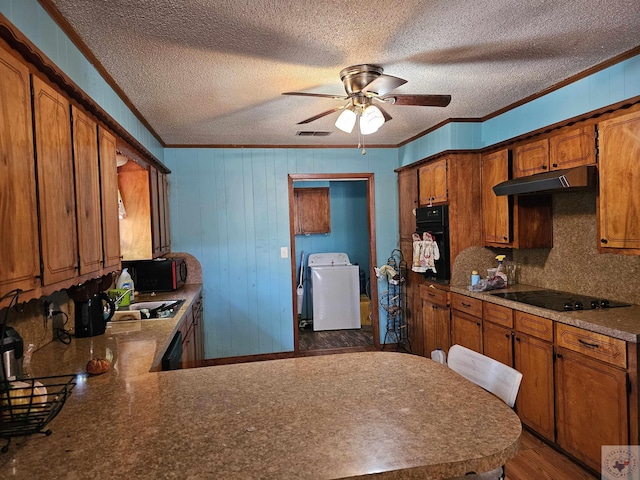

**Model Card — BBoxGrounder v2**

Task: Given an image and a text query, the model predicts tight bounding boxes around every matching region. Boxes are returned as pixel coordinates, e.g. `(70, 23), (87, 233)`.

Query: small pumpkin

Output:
(86, 357), (111, 375)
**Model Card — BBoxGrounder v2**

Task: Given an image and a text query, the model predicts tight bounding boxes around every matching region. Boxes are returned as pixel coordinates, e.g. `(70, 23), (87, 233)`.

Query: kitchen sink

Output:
(112, 299), (186, 321)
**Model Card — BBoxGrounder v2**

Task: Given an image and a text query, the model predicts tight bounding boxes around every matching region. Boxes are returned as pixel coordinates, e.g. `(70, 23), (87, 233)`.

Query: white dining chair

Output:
(446, 344), (523, 480)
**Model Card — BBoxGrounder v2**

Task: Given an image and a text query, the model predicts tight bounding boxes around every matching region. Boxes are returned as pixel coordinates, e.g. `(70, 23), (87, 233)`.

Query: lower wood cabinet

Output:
(555, 323), (629, 471)
(180, 294), (205, 369)
(514, 332), (555, 441)
(420, 285), (450, 356)
(451, 293), (483, 353)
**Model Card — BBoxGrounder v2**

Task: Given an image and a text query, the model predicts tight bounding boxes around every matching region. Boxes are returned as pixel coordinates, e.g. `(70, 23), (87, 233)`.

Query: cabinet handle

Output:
(552, 163), (558, 168)
(556, 353), (563, 359)
(428, 292), (436, 297)
(600, 238), (608, 244)
(503, 236), (508, 241)
(505, 333), (510, 339)
(461, 302), (471, 308)
(541, 165), (547, 170)
(578, 338), (599, 349)
(515, 336), (520, 342)
(476, 322), (481, 326)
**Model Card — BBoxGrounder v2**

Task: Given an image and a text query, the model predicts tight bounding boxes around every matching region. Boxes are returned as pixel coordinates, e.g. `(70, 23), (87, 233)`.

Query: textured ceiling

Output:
(48, 0), (640, 147)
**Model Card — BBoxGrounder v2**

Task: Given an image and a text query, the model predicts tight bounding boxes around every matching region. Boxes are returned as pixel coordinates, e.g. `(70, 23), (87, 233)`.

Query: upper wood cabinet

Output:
(293, 187), (331, 234)
(72, 106), (103, 275)
(418, 158), (447, 206)
(598, 109), (640, 253)
(32, 75), (78, 285)
(98, 126), (121, 270)
(481, 148), (553, 248)
(398, 167), (418, 241)
(513, 126), (596, 178)
(0, 46), (40, 295)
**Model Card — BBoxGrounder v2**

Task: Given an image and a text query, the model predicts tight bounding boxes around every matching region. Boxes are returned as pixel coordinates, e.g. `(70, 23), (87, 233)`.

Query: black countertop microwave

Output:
(124, 257), (187, 292)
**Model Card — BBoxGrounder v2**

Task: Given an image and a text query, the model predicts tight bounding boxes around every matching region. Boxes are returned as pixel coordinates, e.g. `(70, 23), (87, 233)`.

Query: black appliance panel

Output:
(490, 289), (631, 312)
(415, 205), (450, 283)
(161, 330), (183, 370)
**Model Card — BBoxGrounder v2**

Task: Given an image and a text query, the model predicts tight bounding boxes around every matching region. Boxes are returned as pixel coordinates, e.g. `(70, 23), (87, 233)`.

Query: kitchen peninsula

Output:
(0, 296), (521, 479)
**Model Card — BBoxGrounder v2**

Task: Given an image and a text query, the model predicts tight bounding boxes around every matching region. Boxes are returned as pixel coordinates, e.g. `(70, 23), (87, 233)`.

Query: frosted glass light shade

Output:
(334, 108), (357, 133)
(360, 105), (385, 135)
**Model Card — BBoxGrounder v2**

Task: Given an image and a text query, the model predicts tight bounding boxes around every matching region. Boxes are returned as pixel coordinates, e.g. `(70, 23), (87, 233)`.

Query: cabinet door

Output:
(423, 301), (451, 356)
(513, 138), (549, 178)
(482, 321), (512, 366)
(398, 167), (418, 240)
(294, 188), (331, 234)
(419, 158), (447, 205)
(555, 347), (628, 470)
(159, 173), (171, 254)
(451, 310), (482, 353)
(149, 165), (162, 256)
(0, 47), (40, 295)
(481, 149), (510, 245)
(32, 76), (78, 285)
(72, 106), (103, 275)
(514, 333), (554, 441)
(549, 125), (595, 170)
(98, 126), (121, 269)
(598, 110), (640, 251)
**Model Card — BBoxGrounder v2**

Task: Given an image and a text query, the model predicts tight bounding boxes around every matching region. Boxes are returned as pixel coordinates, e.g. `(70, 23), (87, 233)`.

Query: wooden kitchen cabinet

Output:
(180, 294), (205, 368)
(555, 346), (628, 471)
(421, 285), (450, 356)
(98, 126), (121, 270)
(418, 158), (447, 206)
(32, 75), (79, 286)
(597, 109), (640, 253)
(451, 294), (483, 353)
(0, 45), (40, 295)
(149, 166), (171, 256)
(72, 105), (103, 275)
(513, 311), (555, 441)
(398, 166), (419, 240)
(293, 187), (331, 234)
(480, 148), (553, 248)
(512, 126), (595, 178)
(482, 302), (513, 367)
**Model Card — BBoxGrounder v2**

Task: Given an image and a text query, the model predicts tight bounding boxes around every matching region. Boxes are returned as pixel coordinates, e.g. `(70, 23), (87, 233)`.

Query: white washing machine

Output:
(308, 253), (361, 331)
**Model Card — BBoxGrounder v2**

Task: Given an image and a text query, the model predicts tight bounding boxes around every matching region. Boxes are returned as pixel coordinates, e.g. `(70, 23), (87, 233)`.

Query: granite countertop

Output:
(449, 284), (640, 343)
(0, 313), (521, 480)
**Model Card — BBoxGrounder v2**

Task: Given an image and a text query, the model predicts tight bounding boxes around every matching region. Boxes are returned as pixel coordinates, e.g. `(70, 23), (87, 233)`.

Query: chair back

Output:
(448, 344), (522, 408)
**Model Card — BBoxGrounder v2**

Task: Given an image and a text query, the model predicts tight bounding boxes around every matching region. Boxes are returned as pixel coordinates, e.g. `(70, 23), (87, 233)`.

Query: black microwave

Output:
(124, 258), (187, 292)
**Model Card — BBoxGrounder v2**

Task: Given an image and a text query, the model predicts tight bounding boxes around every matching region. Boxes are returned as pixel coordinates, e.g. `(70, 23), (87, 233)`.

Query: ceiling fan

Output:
(283, 64), (451, 135)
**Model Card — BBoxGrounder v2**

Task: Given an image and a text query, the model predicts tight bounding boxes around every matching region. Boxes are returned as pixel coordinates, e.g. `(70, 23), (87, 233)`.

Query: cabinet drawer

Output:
(420, 285), (448, 307)
(555, 323), (626, 369)
(515, 311), (553, 342)
(483, 302), (513, 328)
(451, 293), (482, 318)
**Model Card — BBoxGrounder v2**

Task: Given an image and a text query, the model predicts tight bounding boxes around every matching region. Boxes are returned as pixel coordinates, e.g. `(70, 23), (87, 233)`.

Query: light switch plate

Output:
(280, 247), (288, 258)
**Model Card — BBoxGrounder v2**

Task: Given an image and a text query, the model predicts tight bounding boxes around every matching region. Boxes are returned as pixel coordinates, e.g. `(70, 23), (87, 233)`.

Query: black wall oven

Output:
(415, 205), (451, 283)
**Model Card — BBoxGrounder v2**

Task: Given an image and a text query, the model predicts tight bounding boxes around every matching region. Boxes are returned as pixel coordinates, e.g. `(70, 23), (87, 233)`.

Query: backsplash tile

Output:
(453, 190), (640, 305)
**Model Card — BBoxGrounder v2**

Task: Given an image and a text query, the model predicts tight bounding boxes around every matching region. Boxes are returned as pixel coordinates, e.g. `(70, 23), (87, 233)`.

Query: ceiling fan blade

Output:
(377, 105), (393, 122)
(282, 92), (348, 100)
(383, 94), (452, 107)
(296, 105), (346, 124)
(361, 74), (407, 96)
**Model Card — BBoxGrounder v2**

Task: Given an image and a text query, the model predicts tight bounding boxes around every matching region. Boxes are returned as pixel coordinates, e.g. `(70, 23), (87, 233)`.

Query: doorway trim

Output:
(288, 173), (379, 353)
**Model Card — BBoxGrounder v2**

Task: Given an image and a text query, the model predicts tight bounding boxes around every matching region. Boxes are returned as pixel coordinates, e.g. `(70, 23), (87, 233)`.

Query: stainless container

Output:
(1, 327), (24, 381)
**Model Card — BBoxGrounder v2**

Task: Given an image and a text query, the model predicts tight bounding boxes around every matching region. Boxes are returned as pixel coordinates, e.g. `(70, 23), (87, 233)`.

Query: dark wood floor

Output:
(298, 325), (374, 351)
(505, 429), (597, 480)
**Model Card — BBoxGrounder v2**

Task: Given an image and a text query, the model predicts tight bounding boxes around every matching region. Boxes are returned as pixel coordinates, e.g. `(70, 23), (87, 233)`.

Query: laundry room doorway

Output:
(288, 173), (379, 354)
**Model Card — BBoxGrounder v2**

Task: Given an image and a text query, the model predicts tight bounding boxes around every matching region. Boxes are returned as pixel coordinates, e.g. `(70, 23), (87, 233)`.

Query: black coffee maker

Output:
(69, 276), (116, 338)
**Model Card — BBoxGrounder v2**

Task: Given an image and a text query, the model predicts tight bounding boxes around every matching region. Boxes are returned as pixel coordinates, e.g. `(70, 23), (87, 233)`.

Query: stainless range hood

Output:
(492, 165), (597, 196)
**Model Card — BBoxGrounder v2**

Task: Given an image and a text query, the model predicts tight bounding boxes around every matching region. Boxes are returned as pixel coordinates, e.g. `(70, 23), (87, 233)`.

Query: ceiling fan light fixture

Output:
(359, 105), (385, 135)
(334, 107), (357, 133)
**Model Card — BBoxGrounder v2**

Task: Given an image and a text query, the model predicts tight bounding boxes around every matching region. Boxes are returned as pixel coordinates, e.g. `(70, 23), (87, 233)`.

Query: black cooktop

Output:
(490, 289), (631, 312)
